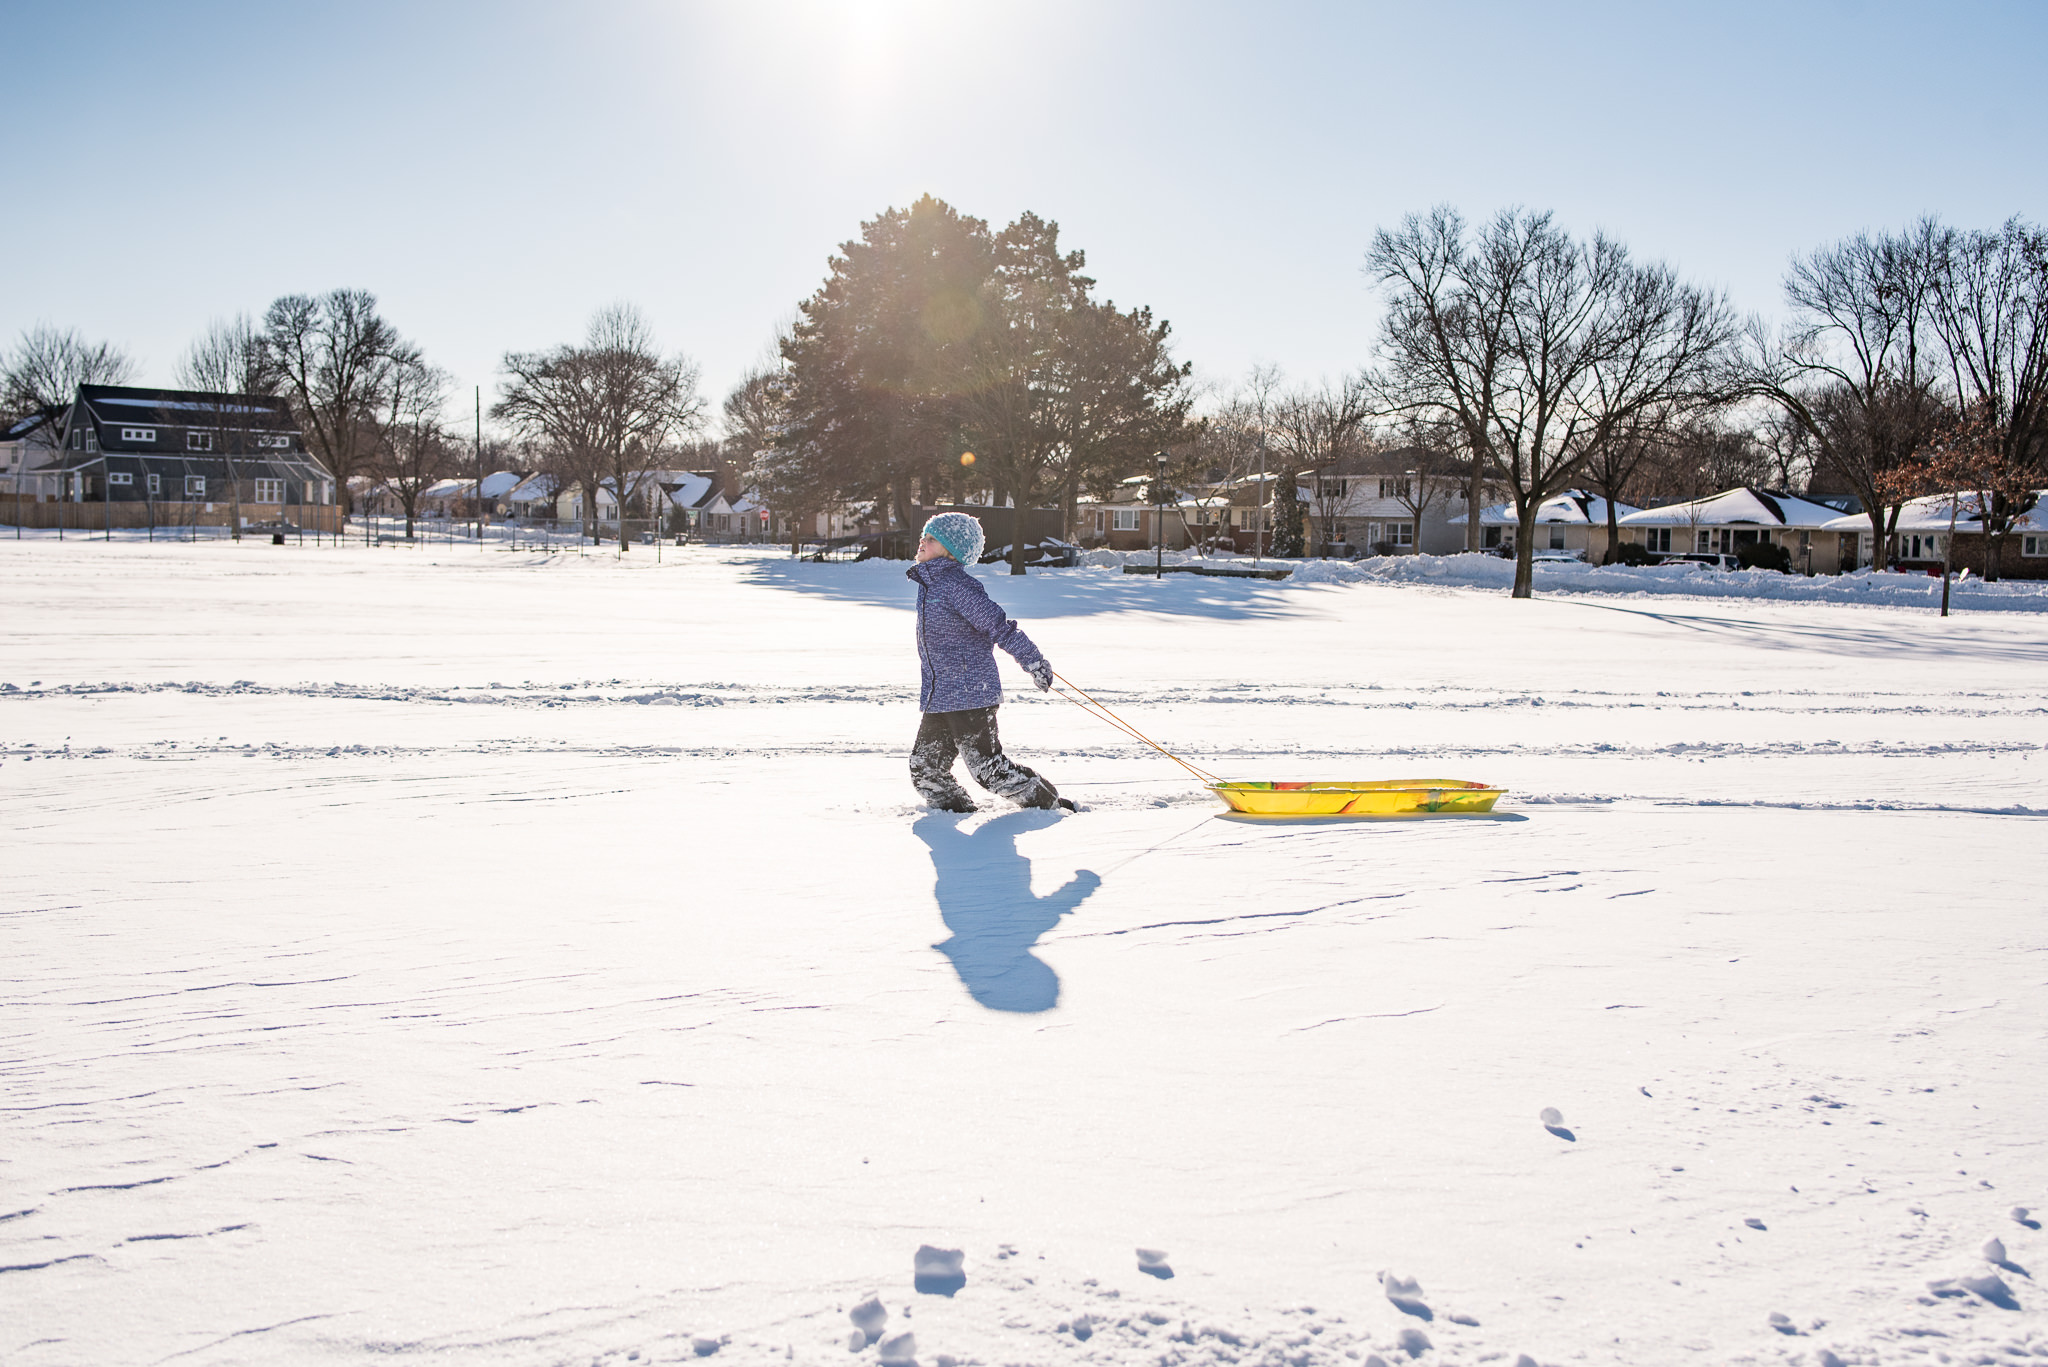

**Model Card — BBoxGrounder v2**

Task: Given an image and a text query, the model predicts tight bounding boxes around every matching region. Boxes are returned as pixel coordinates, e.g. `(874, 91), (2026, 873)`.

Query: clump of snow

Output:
(850, 1295), (888, 1344)
(1135, 1247), (1174, 1279)
(1381, 1271), (1429, 1319)
(912, 1245), (966, 1295)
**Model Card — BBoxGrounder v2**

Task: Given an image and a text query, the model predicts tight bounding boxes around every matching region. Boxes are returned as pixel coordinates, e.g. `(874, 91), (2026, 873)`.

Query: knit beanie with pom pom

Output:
(921, 511), (985, 566)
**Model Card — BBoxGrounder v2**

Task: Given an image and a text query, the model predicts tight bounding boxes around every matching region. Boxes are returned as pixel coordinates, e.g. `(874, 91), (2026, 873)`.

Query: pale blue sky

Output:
(5, 0), (2044, 425)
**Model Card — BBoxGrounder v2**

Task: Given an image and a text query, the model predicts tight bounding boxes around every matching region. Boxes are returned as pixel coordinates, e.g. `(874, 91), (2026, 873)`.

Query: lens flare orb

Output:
(959, 452), (975, 467)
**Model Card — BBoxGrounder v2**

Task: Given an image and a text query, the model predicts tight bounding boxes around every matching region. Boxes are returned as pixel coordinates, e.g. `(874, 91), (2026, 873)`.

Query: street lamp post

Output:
(1154, 450), (1167, 579)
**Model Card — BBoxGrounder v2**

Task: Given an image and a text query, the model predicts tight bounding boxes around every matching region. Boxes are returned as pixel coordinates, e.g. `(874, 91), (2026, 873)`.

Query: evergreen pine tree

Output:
(1270, 476), (1305, 556)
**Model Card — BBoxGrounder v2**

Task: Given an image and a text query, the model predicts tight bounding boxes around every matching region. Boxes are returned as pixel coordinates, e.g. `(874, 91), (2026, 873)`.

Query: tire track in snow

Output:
(5, 678), (2045, 718)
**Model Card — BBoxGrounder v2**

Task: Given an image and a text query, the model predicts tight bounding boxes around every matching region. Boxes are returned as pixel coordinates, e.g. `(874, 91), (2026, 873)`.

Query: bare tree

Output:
(1368, 206), (1738, 597)
(1384, 441), (1461, 553)
(495, 304), (703, 552)
(727, 365), (831, 554)
(1743, 221), (1949, 570)
(264, 290), (415, 524)
(176, 315), (274, 396)
(1271, 378), (1371, 556)
(1924, 217), (2048, 580)
(371, 359), (457, 539)
(2, 323), (135, 414)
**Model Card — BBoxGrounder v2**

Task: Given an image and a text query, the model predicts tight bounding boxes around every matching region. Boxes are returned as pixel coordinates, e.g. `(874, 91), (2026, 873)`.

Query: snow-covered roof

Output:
(477, 469), (523, 498)
(1448, 490), (1639, 528)
(418, 478), (469, 500)
(657, 472), (713, 508)
(1819, 489), (2047, 534)
(1619, 487), (1846, 529)
(505, 473), (558, 503)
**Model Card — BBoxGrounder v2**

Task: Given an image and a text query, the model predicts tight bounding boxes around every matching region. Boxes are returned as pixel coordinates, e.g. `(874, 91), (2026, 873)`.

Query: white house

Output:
(1302, 455), (1480, 556)
(1448, 490), (1641, 561)
(1618, 487), (1853, 571)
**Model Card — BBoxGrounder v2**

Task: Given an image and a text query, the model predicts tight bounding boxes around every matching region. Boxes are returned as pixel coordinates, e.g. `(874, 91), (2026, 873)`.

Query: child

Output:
(906, 512), (1073, 813)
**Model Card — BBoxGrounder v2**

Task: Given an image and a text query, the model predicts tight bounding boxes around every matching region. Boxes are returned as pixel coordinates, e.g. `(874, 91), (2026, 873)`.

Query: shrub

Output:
(1609, 542), (1654, 566)
(1736, 542), (1793, 573)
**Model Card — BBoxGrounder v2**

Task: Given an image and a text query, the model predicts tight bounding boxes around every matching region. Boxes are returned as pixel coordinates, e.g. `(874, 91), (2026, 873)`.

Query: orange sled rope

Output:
(1047, 671), (1222, 786)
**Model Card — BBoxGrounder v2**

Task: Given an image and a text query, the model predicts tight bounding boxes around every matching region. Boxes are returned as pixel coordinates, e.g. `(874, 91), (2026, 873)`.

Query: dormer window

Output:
(187, 432), (213, 452)
(121, 427), (156, 443)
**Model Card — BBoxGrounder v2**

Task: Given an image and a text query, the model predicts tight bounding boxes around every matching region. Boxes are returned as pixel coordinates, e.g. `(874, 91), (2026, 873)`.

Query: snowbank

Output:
(1078, 547), (2048, 611)
(1302, 552), (2048, 611)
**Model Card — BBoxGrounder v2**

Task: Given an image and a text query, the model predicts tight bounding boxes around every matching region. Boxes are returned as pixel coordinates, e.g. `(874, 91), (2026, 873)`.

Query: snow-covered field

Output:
(4, 540), (2045, 1367)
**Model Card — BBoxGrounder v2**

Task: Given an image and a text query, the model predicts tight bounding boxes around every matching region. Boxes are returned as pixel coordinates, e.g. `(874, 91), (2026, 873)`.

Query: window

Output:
(108, 471), (132, 485)
(1548, 527), (1566, 550)
(1388, 521), (1415, 547)
(120, 427), (156, 443)
(186, 431), (212, 452)
(1318, 478), (1347, 498)
(147, 473), (161, 495)
(2023, 534), (2045, 557)
(254, 478), (283, 503)
(1378, 477), (1410, 499)
(1645, 528), (1672, 553)
(1111, 509), (1140, 531)
(185, 475), (206, 497)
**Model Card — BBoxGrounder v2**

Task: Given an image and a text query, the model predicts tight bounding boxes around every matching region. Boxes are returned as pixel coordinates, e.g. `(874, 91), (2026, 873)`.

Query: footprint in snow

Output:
(877, 1331), (917, 1367)
(2013, 1206), (2041, 1231)
(1136, 1248), (1173, 1280)
(1538, 1106), (1575, 1141)
(1395, 1326), (1432, 1358)
(1958, 1272), (2020, 1309)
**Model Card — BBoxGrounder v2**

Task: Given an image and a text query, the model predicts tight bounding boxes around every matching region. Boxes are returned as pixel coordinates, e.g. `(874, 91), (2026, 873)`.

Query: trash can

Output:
(272, 532), (286, 545)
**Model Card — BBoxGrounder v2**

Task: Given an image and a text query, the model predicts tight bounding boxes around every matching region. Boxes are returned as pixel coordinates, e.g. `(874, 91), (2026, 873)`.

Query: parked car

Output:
(980, 538), (1080, 568)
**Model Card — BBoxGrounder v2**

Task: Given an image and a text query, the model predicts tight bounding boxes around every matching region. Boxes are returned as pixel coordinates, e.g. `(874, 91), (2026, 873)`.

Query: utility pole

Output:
(1154, 450), (1167, 579)
(474, 386), (483, 548)
(1254, 433), (1266, 568)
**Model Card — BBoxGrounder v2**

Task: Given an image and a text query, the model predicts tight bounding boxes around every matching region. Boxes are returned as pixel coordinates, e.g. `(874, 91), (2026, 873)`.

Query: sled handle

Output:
(1048, 671), (1223, 785)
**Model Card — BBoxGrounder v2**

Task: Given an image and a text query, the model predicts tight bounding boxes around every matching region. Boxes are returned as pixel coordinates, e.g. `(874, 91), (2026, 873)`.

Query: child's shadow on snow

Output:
(914, 810), (1100, 1014)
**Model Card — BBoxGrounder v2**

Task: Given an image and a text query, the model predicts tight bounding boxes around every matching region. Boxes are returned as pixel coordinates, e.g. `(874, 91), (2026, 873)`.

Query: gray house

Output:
(9, 384), (339, 531)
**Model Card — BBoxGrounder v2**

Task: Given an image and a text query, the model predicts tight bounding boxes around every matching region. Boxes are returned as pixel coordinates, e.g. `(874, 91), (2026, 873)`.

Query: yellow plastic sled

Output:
(1207, 779), (1505, 817)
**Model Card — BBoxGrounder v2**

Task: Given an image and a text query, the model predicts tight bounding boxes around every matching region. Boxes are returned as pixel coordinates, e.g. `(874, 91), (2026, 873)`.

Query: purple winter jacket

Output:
(908, 558), (1046, 713)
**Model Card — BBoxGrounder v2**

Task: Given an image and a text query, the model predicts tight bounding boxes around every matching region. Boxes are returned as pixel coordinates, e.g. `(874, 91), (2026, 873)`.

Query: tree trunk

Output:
(1466, 458), (1484, 552)
(1512, 506), (1538, 598)
(1603, 499), (1621, 565)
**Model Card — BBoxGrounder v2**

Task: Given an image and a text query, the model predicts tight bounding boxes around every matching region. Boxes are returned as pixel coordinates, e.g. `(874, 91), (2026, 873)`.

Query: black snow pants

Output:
(911, 706), (1059, 812)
